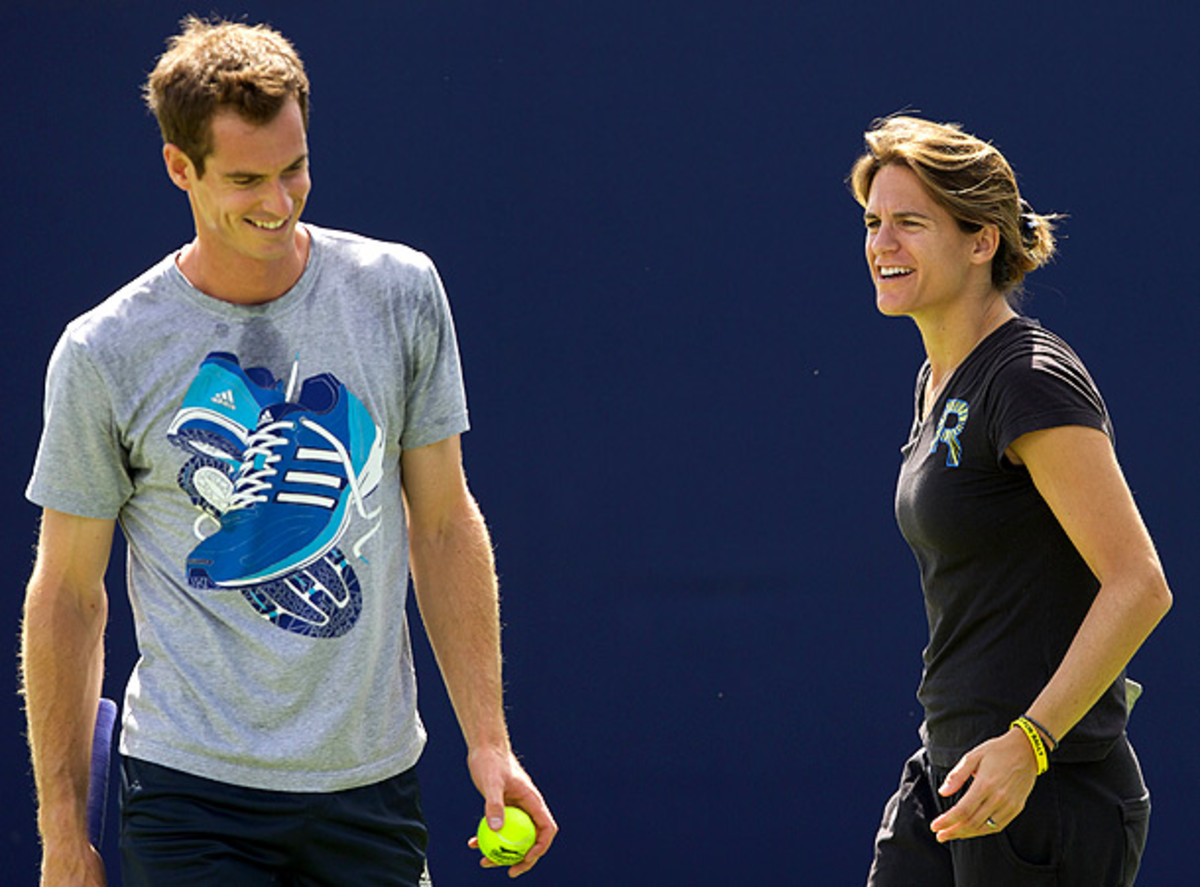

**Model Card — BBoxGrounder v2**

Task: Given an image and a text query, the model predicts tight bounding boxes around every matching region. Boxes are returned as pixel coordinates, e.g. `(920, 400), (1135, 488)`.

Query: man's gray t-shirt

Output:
(27, 225), (469, 792)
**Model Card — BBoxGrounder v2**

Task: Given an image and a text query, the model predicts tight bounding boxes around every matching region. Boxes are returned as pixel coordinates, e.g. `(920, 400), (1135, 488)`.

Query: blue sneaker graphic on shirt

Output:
(169, 353), (288, 516)
(186, 371), (384, 588)
(168, 351), (286, 463)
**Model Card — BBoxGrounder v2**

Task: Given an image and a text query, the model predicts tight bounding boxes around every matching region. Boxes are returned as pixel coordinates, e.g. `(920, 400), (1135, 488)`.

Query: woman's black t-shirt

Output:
(896, 316), (1128, 768)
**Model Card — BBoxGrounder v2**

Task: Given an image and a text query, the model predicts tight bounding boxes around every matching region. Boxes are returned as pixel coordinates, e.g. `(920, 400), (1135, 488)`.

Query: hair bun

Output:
(1018, 198), (1040, 248)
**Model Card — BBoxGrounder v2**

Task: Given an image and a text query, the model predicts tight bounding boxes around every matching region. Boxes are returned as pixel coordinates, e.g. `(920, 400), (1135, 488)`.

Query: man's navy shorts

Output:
(119, 756), (430, 886)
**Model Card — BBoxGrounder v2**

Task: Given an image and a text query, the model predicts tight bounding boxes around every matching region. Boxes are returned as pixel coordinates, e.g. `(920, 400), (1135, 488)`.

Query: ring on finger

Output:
(985, 817), (999, 829)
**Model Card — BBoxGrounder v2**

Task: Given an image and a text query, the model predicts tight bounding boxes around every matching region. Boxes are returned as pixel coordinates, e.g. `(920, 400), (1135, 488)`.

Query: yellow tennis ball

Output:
(477, 806), (537, 865)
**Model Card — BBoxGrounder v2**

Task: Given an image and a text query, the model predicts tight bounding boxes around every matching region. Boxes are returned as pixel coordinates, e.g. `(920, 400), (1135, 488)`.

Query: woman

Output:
(851, 116), (1172, 886)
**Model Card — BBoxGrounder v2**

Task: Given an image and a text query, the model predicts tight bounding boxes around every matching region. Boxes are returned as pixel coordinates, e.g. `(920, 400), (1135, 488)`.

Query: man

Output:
(21, 17), (555, 886)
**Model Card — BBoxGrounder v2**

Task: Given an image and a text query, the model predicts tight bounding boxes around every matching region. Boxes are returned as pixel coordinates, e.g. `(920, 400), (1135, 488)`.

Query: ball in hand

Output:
(477, 806), (537, 865)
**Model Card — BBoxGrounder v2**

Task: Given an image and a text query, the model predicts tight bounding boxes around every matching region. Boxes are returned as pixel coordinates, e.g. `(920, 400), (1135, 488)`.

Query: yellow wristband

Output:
(1011, 716), (1049, 775)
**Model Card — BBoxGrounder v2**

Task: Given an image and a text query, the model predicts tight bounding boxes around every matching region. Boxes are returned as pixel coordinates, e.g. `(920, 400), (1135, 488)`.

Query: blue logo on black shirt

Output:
(931, 399), (969, 467)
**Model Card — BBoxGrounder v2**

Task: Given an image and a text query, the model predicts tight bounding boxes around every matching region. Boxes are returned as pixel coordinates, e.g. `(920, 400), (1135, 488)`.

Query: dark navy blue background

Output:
(3, 2), (1195, 883)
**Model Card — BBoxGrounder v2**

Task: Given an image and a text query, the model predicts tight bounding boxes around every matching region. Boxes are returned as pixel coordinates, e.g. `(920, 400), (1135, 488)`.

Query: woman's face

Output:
(863, 164), (993, 321)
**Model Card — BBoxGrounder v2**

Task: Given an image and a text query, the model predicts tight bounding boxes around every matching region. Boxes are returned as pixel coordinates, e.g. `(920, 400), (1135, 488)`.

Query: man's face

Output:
(179, 97), (311, 268)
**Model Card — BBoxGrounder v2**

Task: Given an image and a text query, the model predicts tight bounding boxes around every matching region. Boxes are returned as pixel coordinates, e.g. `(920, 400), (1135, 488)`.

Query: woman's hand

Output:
(929, 727), (1039, 842)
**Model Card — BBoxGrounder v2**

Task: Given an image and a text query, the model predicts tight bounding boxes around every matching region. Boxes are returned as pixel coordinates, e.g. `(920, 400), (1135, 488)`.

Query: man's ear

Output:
(163, 143), (196, 192)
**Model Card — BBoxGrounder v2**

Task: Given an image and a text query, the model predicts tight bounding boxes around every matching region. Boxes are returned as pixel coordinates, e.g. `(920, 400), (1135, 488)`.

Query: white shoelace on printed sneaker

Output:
(228, 420), (293, 511)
